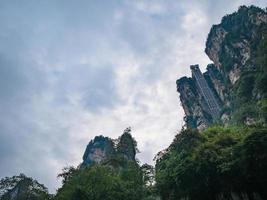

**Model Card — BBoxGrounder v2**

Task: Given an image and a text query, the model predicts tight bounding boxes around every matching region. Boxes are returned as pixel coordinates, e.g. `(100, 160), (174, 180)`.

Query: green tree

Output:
(155, 126), (267, 200)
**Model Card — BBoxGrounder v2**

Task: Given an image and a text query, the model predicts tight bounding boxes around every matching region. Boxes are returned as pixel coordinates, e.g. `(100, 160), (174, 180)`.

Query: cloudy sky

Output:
(0, 0), (266, 192)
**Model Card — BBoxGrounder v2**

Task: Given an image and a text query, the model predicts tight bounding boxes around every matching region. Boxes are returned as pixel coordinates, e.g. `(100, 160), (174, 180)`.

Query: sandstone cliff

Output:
(177, 6), (267, 129)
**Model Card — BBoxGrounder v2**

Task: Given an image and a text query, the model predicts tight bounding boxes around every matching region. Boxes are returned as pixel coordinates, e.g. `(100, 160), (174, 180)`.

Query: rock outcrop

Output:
(81, 135), (115, 168)
(116, 127), (137, 161)
(177, 72), (213, 130)
(177, 6), (267, 129)
(205, 5), (267, 83)
(80, 127), (137, 168)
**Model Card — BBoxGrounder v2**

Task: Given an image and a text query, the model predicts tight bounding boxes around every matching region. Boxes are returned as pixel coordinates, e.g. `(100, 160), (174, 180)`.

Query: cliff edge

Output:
(177, 5), (267, 129)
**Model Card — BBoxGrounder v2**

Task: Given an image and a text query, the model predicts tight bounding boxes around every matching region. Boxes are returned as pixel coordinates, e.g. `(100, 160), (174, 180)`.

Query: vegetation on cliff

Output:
(1, 5), (267, 200)
(207, 5), (267, 126)
(55, 161), (145, 200)
(155, 126), (267, 200)
(178, 5), (267, 129)
(54, 128), (156, 200)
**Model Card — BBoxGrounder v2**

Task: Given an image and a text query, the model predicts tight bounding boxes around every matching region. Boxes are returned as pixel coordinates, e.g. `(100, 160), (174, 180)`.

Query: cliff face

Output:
(177, 75), (213, 130)
(80, 127), (137, 168)
(116, 127), (137, 161)
(205, 6), (267, 82)
(177, 6), (267, 129)
(81, 135), (115, 168)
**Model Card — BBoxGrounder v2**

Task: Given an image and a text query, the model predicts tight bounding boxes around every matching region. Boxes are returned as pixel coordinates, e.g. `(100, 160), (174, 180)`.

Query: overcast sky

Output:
(0, 0), (266, 193)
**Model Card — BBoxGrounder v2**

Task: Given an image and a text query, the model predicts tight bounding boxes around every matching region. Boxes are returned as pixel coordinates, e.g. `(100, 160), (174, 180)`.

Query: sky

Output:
(0, 0), (266, 193)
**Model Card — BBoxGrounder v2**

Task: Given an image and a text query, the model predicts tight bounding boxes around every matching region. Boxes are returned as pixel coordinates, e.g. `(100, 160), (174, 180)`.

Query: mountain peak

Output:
(177, 5), (267, 129)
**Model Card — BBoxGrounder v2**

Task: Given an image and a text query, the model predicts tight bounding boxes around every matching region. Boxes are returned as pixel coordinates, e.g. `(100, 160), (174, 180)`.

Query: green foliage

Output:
(0, 174), (51, 200)
(257, 99), (267, 122)
(141, 164), (155, 186)
(55, 161), (146, 200)
(239, 129), (267, 192)
(117, 127), (139, 160)
(256, 72), (267, 96)
(254, 24), (267, 97)
(236, 74), (255, 102)
(218, 6), (264, 73)
(54, 131), (158, 200)
(57, 166), (79, 185)
(232, 103), (258, 124)
(219, 41), (239, 73)
(213, 6), (267, 125)
(155, 126), (267, 200)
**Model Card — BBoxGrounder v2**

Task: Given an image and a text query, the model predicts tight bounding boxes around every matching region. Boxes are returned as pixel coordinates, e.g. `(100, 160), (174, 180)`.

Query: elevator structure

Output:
(190, 65), (221, 119)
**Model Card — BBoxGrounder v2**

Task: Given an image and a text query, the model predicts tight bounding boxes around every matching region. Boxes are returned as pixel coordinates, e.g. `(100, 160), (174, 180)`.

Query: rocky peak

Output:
(80, 128), (138, 168)
(205, 5), (267, 85)
(177, 66), (218, 130)
(177, 6), (267, 129)
(81, 135), (115, 168)
(117, 127), (137, 161)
